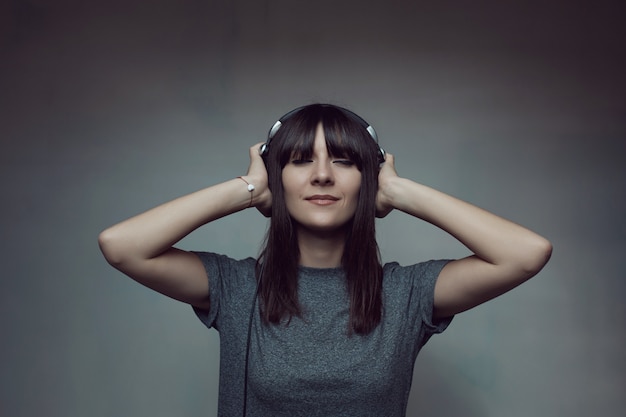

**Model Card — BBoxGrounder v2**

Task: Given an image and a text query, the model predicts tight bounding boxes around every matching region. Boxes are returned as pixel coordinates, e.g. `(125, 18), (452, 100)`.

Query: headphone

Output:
(259, 104), (386, 164)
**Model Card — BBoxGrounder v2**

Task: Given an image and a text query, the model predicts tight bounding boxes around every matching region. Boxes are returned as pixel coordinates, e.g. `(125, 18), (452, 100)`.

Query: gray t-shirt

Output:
(192, 252), (453, 417)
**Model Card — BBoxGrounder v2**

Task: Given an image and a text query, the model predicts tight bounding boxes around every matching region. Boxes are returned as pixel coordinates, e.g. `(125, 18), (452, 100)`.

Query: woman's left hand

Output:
(375, 152), (399, 218)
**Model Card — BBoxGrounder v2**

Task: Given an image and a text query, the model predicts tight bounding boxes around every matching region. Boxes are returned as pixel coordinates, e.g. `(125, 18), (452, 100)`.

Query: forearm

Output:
(382, 176), (552, 273)
(98, 178), (255, 264)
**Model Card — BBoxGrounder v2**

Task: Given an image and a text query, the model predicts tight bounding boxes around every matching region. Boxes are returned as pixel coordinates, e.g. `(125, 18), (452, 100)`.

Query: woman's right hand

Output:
(245, 143), (273, 217)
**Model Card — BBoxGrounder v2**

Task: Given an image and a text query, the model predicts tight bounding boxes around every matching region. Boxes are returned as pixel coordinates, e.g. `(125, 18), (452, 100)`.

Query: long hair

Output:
(257, 104), (383, 335)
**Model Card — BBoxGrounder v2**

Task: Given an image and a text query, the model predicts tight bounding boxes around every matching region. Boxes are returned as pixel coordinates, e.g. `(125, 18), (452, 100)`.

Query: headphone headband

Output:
(260, 104), (385, 163)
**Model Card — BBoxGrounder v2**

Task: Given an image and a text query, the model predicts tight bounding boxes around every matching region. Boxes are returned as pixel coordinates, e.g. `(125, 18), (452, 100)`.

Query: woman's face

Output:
(281, 122), (362, 235)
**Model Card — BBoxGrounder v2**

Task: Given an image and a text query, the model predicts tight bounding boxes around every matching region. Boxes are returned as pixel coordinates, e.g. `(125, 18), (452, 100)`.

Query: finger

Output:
(249, 142), (265, 160)
(380, 152), (397, 175)
(247, 143), (267, 175)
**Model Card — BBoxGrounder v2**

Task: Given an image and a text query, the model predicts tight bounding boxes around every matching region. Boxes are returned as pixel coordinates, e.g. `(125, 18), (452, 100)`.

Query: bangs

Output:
(275, 106), (370, 169)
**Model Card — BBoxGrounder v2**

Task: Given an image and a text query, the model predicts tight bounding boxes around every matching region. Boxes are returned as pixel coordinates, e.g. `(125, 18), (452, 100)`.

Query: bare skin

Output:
(99, 124), (552, 317)
(375, 157), (552, 318)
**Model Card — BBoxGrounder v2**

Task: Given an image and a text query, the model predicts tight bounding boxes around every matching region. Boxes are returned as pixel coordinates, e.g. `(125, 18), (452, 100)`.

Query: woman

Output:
(98, 103), (552, 416)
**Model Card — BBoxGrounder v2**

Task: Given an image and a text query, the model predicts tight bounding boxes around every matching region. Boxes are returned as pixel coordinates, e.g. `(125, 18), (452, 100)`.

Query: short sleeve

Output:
(412, 259), (454, 335)
(191, 251), (256, 331)
(383, 259), (454, 338)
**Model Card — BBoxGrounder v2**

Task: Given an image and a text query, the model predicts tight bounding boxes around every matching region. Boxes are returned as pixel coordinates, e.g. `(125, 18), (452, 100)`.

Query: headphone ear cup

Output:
(259, 143), (269, 157)
(378, 147), (386, 164)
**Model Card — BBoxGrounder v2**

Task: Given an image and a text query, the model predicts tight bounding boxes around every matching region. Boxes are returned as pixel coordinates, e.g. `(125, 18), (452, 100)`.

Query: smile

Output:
(306, 195), (339, 205)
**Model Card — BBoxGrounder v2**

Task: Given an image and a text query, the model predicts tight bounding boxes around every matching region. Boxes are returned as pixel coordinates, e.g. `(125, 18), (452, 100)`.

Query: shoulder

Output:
(191, 252), (257, 330)
(193, 251), (256, 270)
(192, 252), (257, 306)
(383, 259), (452, 282)
(192, 251), (257, 288)
(381, 259), (452, 300)
(382, 260), (455, 332)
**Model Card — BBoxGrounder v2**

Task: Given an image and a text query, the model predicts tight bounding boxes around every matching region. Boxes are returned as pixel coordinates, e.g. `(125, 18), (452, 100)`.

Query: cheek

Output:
(281, 172), (302, 208)
(349, 174), (363, 199)
(281, 172), (294, 198)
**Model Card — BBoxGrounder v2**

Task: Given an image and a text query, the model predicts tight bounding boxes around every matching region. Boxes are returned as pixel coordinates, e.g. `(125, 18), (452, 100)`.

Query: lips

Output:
(305, 194), (339, 205)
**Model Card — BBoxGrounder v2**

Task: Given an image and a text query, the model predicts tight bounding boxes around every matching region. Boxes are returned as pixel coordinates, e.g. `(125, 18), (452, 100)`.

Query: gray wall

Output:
(1, 1), (624, 416)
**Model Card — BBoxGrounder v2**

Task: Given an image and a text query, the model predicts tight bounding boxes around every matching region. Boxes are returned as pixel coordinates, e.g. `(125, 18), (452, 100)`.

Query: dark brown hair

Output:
(258, 104), (383, 335)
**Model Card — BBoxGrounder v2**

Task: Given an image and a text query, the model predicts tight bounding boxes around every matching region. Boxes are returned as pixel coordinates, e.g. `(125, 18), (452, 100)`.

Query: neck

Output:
(296, 228), (347, 268)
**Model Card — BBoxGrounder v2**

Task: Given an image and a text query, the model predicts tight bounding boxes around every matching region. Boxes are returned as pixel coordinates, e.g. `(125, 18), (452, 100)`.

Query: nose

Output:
(311, 159), (334, 185)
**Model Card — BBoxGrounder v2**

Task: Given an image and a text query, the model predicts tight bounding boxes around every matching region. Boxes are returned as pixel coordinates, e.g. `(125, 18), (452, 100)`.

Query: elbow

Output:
(98, 227), (127, 267)
(521, 236), (553, 278)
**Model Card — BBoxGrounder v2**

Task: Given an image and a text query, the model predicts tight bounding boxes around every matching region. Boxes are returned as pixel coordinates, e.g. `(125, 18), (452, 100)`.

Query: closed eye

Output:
(291, 159), (313, 165)
(333, 159), (355, 166)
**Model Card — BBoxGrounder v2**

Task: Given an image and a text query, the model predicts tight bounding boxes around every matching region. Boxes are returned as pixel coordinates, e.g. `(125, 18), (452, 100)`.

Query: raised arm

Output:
(97, 144), (271, 309)
(376, 154), (552, 318)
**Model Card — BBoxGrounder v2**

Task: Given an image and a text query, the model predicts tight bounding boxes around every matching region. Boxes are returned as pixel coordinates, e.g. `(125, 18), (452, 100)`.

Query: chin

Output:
(295, 221), (351, 235)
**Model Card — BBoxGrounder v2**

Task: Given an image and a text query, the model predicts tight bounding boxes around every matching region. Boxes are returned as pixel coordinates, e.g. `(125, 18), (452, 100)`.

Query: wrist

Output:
(378, 175), (405, 208)
(236, 176), (255, 208)
(236, 175), (271, 213)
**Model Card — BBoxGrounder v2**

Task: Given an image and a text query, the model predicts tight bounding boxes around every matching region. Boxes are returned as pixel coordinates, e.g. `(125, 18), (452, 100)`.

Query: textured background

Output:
(1, 1), (624, 416)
